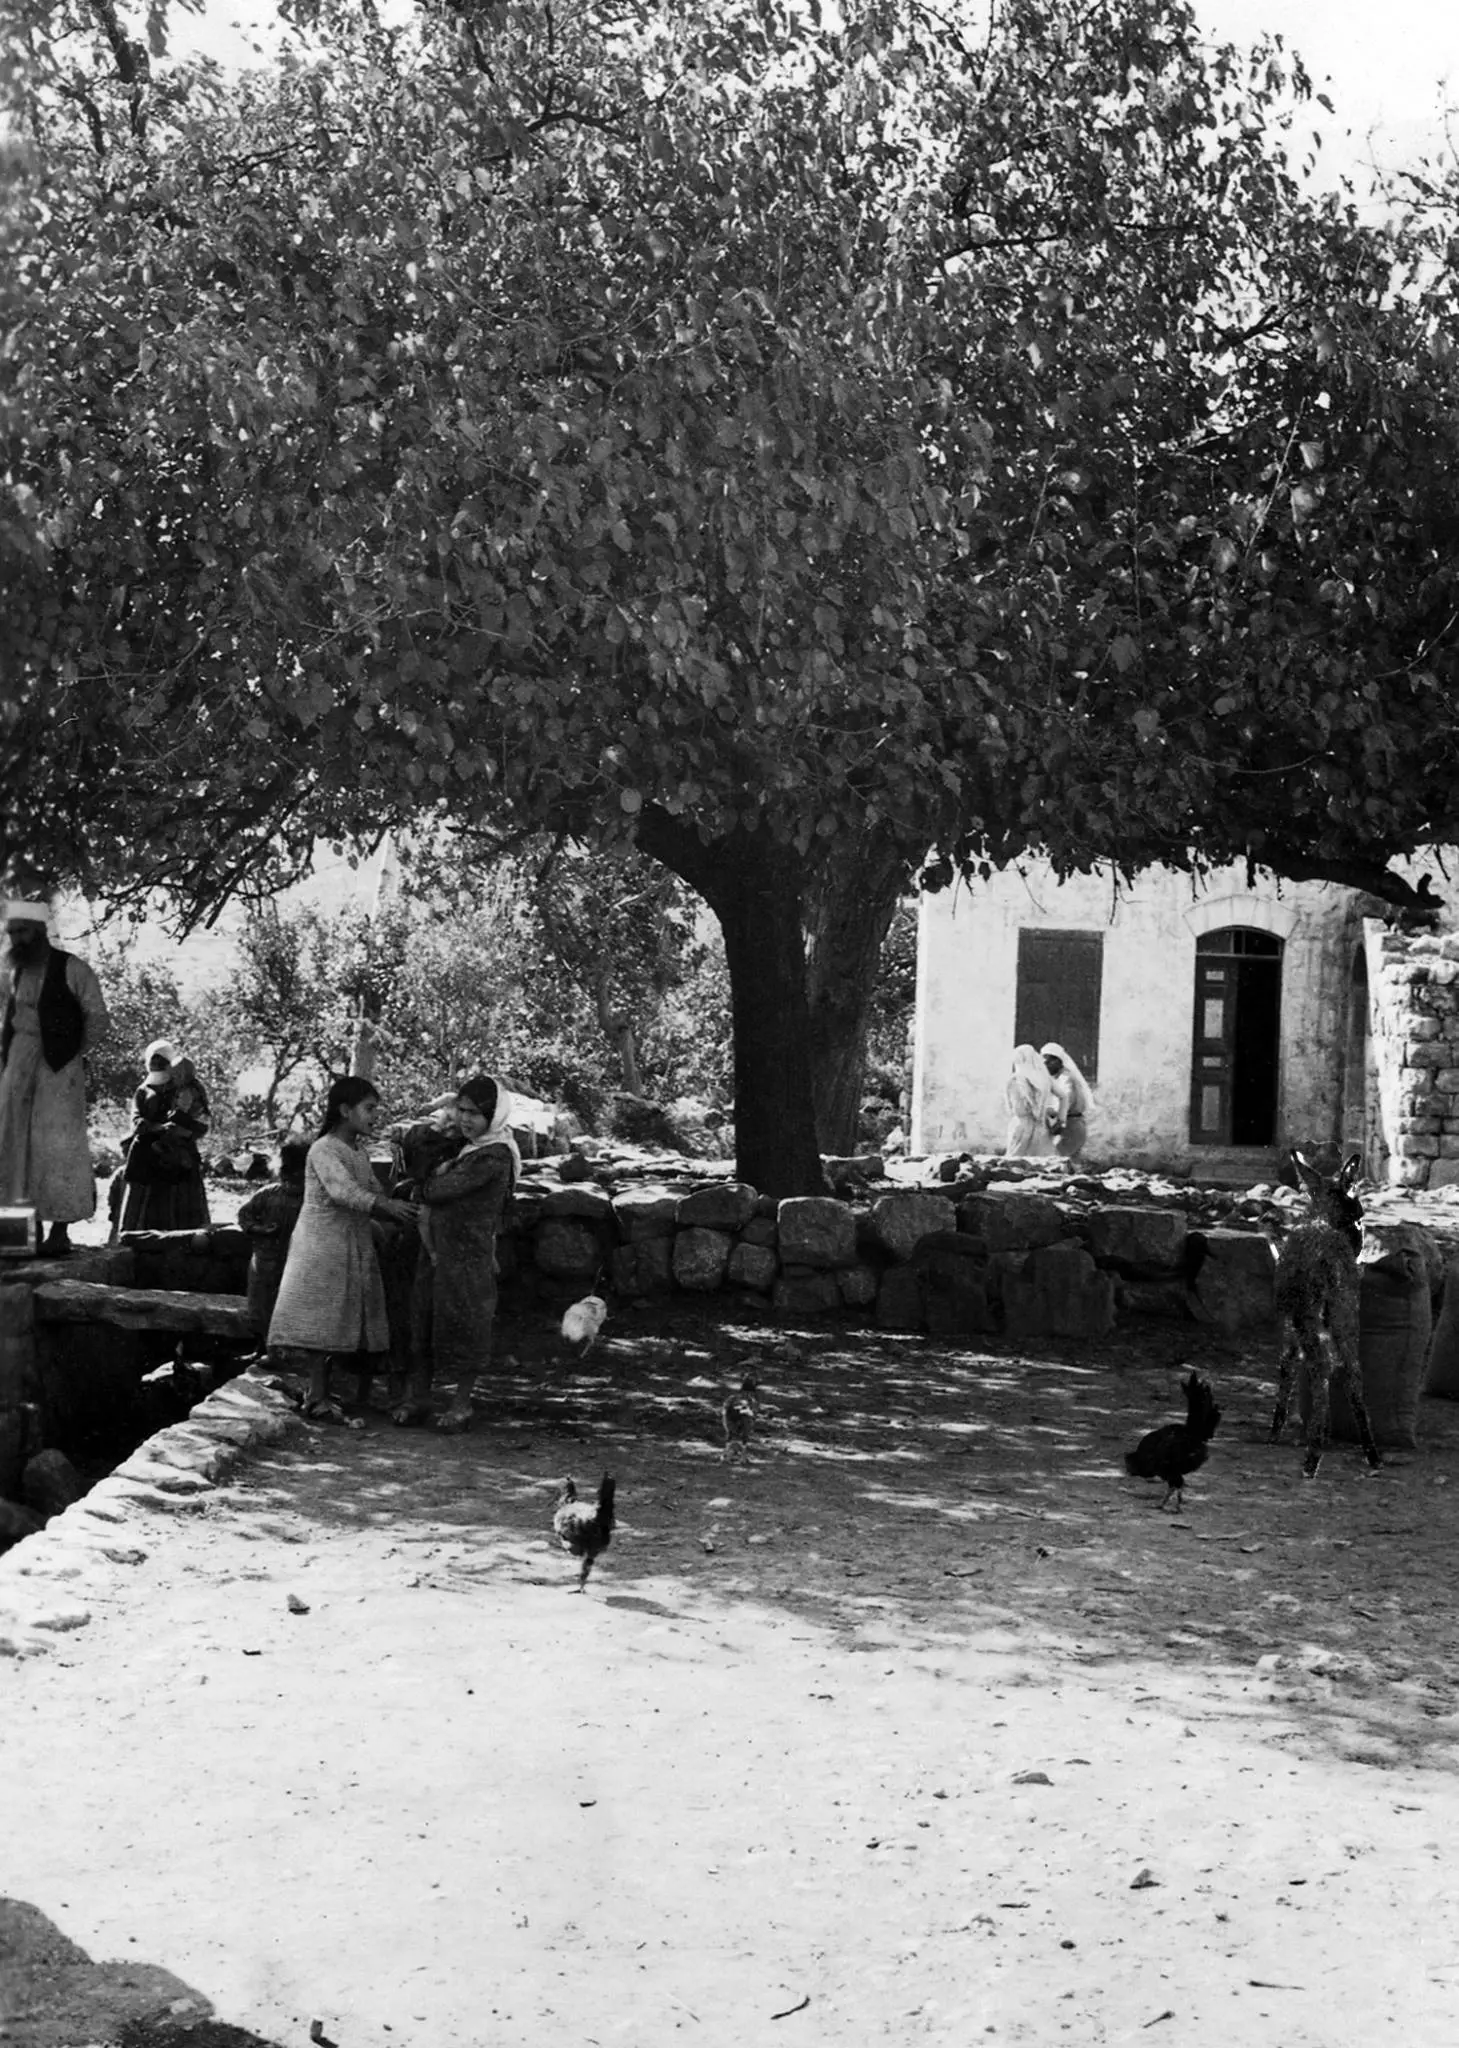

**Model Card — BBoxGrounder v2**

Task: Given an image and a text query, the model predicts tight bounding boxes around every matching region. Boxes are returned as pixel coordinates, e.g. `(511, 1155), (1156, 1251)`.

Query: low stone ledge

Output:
(957, 1191), (1068, 1252)
(0, 1373), (300, 1653)
(32, 1281), (255, 1342)
(1083, 1206), (1189, 1277)
(0, 1247), (136, 1290)
(1188, 1229), (1277, 1332)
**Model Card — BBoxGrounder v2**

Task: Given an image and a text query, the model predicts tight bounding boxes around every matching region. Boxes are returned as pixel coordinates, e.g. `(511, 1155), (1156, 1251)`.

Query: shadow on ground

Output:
(235, 1300), (1459, 1772)
(0, 1897), (285, 2047)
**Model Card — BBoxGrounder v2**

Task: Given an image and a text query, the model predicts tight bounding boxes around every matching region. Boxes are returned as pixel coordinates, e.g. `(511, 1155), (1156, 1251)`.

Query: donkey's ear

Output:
(1338, 1153), (1364, 1190)
(1290, 1149), (1319, 1191)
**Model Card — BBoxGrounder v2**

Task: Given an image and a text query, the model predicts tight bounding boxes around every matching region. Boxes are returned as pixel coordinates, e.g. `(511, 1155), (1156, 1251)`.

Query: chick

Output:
(552, 1473), (616, 1590)
(721, 1371), (760, 1463)
(560, 1287), (608, 1361)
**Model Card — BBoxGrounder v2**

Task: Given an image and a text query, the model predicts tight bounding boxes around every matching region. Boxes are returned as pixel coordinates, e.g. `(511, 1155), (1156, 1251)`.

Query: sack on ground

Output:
(1301, 1246), (1430, 1449)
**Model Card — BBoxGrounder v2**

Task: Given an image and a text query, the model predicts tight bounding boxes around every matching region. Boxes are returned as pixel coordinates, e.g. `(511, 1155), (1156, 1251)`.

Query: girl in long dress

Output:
(1040, 1042), (1096, 1158)
(1004, 1044), (1054, 1156)
(395, 1073), (520, 1434)
(267, 1077), (419, 1424)
(236, 1136), (309, 1341)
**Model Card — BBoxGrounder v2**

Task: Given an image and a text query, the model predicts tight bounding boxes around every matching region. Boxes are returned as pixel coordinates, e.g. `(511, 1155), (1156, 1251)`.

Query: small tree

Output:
(199, 902), (355, 1127)
(86, 936), (191, 1118)
(527, 841), (708, 1099)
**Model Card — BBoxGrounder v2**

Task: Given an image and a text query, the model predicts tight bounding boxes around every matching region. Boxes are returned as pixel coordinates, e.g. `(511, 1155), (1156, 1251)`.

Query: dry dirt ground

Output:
(7, 1302), (1459, 2047)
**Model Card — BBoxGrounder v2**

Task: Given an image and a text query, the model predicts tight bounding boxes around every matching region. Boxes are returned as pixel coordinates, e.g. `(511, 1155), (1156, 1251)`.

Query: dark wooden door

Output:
(1190, 954), (1237, 1144)
(1189, 929), (1282, 1145)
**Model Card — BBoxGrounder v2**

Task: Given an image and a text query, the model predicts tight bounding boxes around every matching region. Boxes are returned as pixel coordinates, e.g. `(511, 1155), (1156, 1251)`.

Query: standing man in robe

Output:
(0, 892), (110, 1255)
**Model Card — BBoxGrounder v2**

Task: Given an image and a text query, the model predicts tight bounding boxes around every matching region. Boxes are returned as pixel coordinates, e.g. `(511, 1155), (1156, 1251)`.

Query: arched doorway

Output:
(1189, 928), (1283, 1146)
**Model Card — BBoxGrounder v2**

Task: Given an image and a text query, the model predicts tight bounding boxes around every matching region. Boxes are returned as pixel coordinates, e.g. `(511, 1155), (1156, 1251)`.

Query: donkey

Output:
(1270, 1151), (1381, 1480)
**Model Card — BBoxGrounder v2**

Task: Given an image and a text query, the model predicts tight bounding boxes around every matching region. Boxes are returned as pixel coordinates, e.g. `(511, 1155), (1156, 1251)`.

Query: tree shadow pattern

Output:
(238, 1299), (1459, 1773)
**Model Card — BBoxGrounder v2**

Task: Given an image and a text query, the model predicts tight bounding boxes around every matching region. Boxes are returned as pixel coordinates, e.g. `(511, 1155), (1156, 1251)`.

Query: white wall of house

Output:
(912, 857), (1367, 1171)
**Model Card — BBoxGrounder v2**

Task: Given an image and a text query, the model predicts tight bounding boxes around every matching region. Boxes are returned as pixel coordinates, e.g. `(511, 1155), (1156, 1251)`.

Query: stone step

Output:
(0, 1248), (136, 1290)
(31, 1281), (255, 1343)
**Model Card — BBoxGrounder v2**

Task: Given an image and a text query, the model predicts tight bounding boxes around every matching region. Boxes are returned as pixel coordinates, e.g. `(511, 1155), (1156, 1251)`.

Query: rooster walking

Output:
(1124, 1371), (1221, 1512)
(552, 1473), (616, 1590)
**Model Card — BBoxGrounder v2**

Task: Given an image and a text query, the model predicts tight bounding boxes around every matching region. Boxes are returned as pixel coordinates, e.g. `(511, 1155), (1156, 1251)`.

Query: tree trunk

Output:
(636, 807), (823, 1198)
(592, 973), (645, 1095)
(804, 833), (913, 1154)
(348, 1001), (377, 1081)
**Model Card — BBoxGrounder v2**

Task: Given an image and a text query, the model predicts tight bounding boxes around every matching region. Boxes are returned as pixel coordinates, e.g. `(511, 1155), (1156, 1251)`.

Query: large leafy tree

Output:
(6, 0), (1458, 1193)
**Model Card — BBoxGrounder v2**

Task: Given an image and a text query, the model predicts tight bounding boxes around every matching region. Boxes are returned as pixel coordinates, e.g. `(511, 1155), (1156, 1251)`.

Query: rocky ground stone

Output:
(726, 1242), (778, 1292)
(867, 1189), (958, 1261)
(776, 1195), (856, 1269)
(675, 1181), (759, 1231)
(672, 1226), (733, 1291)
(19, 1449), (85, 1521)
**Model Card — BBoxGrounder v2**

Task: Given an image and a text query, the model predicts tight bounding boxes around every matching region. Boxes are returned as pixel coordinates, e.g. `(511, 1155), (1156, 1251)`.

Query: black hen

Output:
(1124, 1371), (1221, 1512)
(552, 1473), (616, 1590)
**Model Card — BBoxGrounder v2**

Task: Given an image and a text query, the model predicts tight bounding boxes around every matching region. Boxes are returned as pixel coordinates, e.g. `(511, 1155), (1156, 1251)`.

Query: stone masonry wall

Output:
(492, 1169), (1274, 1341)
(1366, 920), (1459, 1191)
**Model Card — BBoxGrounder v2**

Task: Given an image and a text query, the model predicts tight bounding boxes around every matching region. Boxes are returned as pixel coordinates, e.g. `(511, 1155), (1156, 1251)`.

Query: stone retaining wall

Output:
(494, 1172), (1277, 1340)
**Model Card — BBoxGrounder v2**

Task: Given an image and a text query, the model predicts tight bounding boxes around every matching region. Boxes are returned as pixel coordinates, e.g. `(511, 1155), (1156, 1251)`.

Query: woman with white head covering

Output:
(395, 1072), (520, 1433)
(1003, 1044), (1054, 1156)
(1040, 1043), (1096, 1159)
(116, 1038), (213, 1234)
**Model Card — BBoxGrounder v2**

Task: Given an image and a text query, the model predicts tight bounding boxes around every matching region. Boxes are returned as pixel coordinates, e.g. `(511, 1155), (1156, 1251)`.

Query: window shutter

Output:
(1014, 930), (1103, 1084)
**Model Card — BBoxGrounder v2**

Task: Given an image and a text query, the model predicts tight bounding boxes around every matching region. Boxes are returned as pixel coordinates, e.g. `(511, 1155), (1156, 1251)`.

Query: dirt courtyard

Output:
(6, 1303), (1459, 2046)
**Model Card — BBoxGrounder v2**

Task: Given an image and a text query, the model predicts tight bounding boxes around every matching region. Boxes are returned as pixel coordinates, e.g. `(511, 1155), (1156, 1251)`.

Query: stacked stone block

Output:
(1367, 923), (1459, 1190)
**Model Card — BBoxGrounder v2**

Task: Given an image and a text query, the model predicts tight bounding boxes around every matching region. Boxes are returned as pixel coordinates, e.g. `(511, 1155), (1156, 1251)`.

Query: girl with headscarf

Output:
(1003, 1044), (1054, 1156)
(267, 1077), (419, 1423)
(1040, 1043), (1096, 1159)
(394, 1073), (520, 1433)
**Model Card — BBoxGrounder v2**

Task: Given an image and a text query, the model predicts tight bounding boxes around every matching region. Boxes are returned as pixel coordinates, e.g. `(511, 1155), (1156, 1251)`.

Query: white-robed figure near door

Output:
(1040, 1042), (1095, 1158)
(1003, 1044), (1054, 1156)
(0, 895), (110, 1254)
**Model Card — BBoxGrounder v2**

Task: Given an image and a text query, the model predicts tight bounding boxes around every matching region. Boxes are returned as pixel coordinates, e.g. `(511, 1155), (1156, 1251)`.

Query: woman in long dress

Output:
(267, 1077), (419, 1423)
(395, 1073), (520, 1434)
(1003, 1044), (1054, 1156)
(1040, 1042), (1096, 1159)
(117, 1043), (212, 1233)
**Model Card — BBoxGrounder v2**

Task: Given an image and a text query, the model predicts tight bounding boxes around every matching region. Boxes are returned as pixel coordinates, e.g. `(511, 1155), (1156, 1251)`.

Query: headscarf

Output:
(456, 1073), (522, 1186)
(4, 898), (51, 923)
(1040, 1042), (1095, 1119)
(143, 1039), (176, 1072)
(1005, 1043), (1051, 1120)
(418, 1073), (520, 1264)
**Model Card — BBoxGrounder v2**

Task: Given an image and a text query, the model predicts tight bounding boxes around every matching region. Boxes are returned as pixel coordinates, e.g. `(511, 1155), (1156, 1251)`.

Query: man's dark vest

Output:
(1, 947), (87, 1073)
